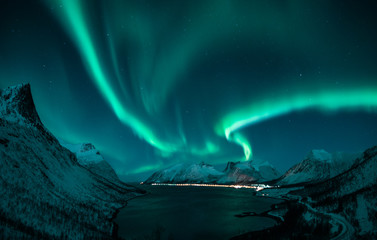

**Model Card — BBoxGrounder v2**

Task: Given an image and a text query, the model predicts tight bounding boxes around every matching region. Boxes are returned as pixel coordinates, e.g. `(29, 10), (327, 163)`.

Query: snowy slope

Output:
(302, 146), (377, 200)
(218, 160), (281, 184)
(145, 160), (280, 184)
(144, 162), (224, 184)
(278, 149), (360, 185)
(296, 146), (377, 237)
(60, 141), (121, 183)
(0, 84), (143, 239)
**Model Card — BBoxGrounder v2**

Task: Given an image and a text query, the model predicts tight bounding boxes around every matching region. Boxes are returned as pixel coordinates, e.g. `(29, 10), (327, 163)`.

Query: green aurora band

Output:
(44, 0), (249, 159)
(46, 0), (181, 153)
(218, 87), (377, 159)
(42, 0), (377, 165)
(228, 132), (252, 161)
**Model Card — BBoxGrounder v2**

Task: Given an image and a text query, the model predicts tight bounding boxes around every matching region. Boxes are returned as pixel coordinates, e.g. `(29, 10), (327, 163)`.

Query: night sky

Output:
(1, 0), (377, 180)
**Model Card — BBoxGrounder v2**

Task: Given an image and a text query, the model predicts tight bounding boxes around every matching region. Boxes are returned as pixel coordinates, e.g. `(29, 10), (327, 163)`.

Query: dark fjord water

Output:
(115, 185), (281, 240)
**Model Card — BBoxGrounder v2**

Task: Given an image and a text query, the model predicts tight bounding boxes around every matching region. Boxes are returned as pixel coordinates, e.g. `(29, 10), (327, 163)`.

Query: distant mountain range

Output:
(144, 162), (224, 184)
(0, 84), (143, 239)
(144, 148), (362, 186)
(144, 160), (281, 184)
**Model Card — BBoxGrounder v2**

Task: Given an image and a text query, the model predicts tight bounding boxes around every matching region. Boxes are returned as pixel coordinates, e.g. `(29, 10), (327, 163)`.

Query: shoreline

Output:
(111, 184), (285, 239)
(230, 199), (298, 240)
(110, 192), (149, 239)
(232, 196), (290, 238)
(231, 192), (345, 239)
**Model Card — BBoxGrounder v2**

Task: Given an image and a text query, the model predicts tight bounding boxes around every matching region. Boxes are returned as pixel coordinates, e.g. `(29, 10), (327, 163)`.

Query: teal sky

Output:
(1, 0), (377, 180)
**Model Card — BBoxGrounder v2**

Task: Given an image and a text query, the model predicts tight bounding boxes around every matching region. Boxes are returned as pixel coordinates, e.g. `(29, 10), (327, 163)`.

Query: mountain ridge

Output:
(60, 141), (122, 184)
(144, 160), (281, 184)
(277, 149), (360, 185)
(0, 83), (143, 239)
(294, 145), (377, 237)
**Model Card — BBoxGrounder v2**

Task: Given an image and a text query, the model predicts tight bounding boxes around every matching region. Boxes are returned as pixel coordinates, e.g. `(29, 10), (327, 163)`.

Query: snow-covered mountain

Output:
(145, 162), (224, 184)
(296, 145), (377, 237)
(145, 160), (280, 184)
(60, 141), (121, 183)
(218, 160), (281, 184)
(0, 84), (143, 239)
(278, 149), (360, 185)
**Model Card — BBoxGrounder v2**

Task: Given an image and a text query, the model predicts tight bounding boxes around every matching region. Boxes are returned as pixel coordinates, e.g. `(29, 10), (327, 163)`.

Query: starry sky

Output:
(1, 0), (377, 181)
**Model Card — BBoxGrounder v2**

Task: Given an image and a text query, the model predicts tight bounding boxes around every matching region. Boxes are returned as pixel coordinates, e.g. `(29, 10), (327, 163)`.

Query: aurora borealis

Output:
(1, 0), (377, 180)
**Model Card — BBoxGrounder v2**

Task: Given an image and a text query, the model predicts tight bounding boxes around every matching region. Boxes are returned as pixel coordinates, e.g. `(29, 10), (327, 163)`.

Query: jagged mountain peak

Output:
(144, 162), (223, 184)
(219, 160), (280, 184)
(224, 160), (275, 172)
(224, 161), (241, 171)
(305, 149), (332, 162)
(60, 140), (121, 182)
(60, 141), (104, 163)
(278, 149), (360, 185)
(0, 83), (42, 126)
(80, 143), (97, 152)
